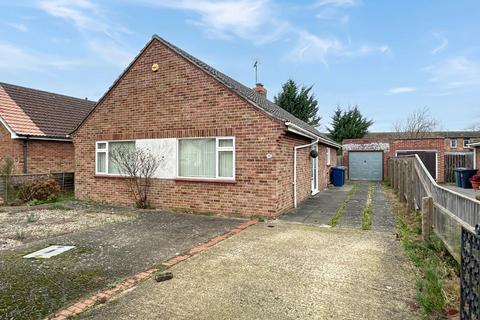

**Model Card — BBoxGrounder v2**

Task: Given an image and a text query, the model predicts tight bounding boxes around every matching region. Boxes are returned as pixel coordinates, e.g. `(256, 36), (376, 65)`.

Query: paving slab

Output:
(372, 185), (396, 231)
(281, 184), (352, 225)
(80, 222), (419, 320)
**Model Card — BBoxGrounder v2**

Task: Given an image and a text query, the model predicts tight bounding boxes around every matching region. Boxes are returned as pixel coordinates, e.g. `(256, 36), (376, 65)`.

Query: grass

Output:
(361, 184), (375, 230)
(329, 183), (358, 226)
(385, 186), (459, 319)
(29, 192), (76, 206)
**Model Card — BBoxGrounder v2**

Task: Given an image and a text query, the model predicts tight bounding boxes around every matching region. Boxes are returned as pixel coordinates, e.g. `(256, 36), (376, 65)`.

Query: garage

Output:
(348, 151), (383, 181)
(396, 150), (437, 180)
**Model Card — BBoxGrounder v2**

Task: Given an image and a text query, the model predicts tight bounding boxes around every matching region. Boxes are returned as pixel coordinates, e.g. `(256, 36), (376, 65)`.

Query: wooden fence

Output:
(444, 153), (474, 183)
(389, 155), (479, 262)
(0, 172), (74, 195)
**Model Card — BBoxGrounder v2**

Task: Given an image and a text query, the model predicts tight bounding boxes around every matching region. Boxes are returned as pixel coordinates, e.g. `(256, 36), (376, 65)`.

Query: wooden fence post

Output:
(399, 160), (406, 202)
(421, 196), (433, 240)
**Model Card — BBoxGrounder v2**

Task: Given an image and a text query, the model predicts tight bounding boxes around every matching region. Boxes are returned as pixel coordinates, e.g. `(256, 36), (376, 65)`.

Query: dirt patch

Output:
(0, 201), (135, 251)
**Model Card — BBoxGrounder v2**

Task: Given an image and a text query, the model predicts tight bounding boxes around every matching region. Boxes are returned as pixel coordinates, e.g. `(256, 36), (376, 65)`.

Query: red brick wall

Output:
(343, 137), (446, 182)
(0, 124), (74, 174)
(0, 124), (23, 173)
(73, 38), (334, 217)
(444, 137), (473, 152)
(26, 140), (75, 173)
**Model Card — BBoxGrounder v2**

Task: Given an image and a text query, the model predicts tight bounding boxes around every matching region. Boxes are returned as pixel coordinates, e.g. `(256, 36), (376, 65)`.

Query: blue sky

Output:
(1, 0), (479, 131)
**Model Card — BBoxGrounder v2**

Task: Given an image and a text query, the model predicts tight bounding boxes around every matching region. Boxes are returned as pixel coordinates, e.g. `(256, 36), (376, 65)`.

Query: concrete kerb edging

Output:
(45, 220), (257, 320)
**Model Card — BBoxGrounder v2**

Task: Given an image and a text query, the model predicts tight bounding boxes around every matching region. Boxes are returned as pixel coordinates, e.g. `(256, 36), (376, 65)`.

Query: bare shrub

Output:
(109, 146), (161, 209)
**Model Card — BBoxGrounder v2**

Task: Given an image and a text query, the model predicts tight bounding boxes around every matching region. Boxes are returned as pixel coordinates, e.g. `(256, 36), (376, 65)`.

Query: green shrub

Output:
(17, 178), (60, 203)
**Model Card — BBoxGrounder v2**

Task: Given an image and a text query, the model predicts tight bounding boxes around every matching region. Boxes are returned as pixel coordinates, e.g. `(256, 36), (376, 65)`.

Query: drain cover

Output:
(23, 245), (75, 259)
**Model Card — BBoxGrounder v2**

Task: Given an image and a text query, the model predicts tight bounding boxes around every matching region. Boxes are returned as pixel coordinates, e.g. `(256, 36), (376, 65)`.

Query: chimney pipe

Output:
(253, 83), (267, 96)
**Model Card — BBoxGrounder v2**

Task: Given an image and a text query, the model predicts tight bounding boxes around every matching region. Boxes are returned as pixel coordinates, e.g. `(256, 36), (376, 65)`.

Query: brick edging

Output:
(45, 220), (257, 320)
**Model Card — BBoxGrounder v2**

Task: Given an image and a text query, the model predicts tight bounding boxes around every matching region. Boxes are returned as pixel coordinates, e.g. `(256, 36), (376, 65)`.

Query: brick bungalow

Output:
(0, 82), (95, 174)
(343, 136), (445, 182)
(72, 35), (340, 217)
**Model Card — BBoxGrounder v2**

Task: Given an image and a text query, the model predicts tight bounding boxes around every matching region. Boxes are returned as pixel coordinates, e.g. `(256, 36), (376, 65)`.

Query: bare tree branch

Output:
(109, 146), (161, 208)
(392, 107), (438, 139)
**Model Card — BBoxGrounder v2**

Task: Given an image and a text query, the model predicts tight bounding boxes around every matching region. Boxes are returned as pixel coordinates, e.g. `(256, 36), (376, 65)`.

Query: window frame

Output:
(177, 136), (235, 181)
(326, 147), (331, 166)
(450, 138), (457, 149)
(95, 140), (136, 176)
(463, 139), (470, 149)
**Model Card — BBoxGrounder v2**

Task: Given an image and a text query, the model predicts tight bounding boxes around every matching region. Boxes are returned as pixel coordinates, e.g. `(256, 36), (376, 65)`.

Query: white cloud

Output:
(385, 87), (417, 95)
(314, 0), (361, 7)
(425, 57), (480, 88)
(288, 31), (390, 63)
(37, 0), (131, 39)
(141, 0), (271, 39)
(37, 0), (133, 66)
(5, 22), (28, 32)
(431, 32), (448, 55)
(0, 42), (81, 71)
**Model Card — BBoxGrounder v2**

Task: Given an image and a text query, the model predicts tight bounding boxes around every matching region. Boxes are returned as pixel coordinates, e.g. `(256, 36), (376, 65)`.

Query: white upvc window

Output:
(450, 138), (457, 149)
(463, 139), (470, 149)
(95, 140), (136, 175)
(326, 147), (331, 165)
(178, 137), (235, 180)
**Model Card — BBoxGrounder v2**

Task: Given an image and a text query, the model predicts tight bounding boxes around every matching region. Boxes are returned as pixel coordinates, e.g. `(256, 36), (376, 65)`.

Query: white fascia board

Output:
(285, 122), (341, 149)
(0, 116), (19, 139)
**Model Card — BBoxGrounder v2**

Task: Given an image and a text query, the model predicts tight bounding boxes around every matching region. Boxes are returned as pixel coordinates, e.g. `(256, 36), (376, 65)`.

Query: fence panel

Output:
(444, 153), (474, 183)
(0, 172), (74, 194)
(389, 155), (479, 262)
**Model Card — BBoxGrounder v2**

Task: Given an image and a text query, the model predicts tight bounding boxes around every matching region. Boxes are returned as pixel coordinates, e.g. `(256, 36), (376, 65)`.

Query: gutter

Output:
(293, 138), (319, 208)
(285, 122), (341, 149)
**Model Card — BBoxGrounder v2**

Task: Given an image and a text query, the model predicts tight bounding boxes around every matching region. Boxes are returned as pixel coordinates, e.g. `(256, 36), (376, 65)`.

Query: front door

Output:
(311, 145), (318, 194)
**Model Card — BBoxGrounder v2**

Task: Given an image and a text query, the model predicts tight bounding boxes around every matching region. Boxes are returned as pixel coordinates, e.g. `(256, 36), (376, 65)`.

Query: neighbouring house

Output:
(469, 139), (480, 169)
(364, 131), (480, 153)
(0, 82), (95, 174)
(72, 35), (340, 217)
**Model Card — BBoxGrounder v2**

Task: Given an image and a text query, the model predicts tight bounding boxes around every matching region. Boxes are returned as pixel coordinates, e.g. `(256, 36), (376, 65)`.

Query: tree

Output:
(110, 146), (161, 209)
(327, 105), (374, 143)
(393, 107), (438, 138)
(274, 79), (321, 127)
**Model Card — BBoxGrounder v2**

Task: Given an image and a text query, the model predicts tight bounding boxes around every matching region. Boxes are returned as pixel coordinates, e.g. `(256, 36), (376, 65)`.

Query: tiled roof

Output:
(0, 82), (96, 139)
(364, 131), (480, 139)
(151, 35), (339, 148)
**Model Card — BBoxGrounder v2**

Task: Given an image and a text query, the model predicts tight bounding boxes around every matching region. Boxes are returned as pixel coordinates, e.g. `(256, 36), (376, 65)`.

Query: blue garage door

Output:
(349, 151), (383, 181)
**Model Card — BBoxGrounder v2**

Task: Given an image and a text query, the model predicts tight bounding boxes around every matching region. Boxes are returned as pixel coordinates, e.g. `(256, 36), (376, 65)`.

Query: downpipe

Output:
(293, 138), (319, 208)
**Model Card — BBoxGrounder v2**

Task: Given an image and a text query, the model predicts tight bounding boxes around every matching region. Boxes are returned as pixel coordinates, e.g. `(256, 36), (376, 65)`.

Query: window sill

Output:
(95, 174), (130, 179)
(174, 178), (237, 184)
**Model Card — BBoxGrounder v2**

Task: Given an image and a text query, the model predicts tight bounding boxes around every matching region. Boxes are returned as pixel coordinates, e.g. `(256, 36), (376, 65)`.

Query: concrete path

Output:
(281, 184), (353, 225)
(80, 223), (419, 320)
(282, 181), (396, 231)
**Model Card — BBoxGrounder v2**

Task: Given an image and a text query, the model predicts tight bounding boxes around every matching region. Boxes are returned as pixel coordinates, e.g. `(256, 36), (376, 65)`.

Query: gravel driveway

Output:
(81, 222), (419, 320)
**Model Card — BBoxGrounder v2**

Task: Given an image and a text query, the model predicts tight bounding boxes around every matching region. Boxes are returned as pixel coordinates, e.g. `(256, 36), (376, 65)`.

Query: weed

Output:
(330, 183), (358, 226)
(250, 215), (265, 222)
(361, 184), (375, 230)
(385, 186), (459, 318)
(26, 212), (38, 223)
(15, 229), (26, 240)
